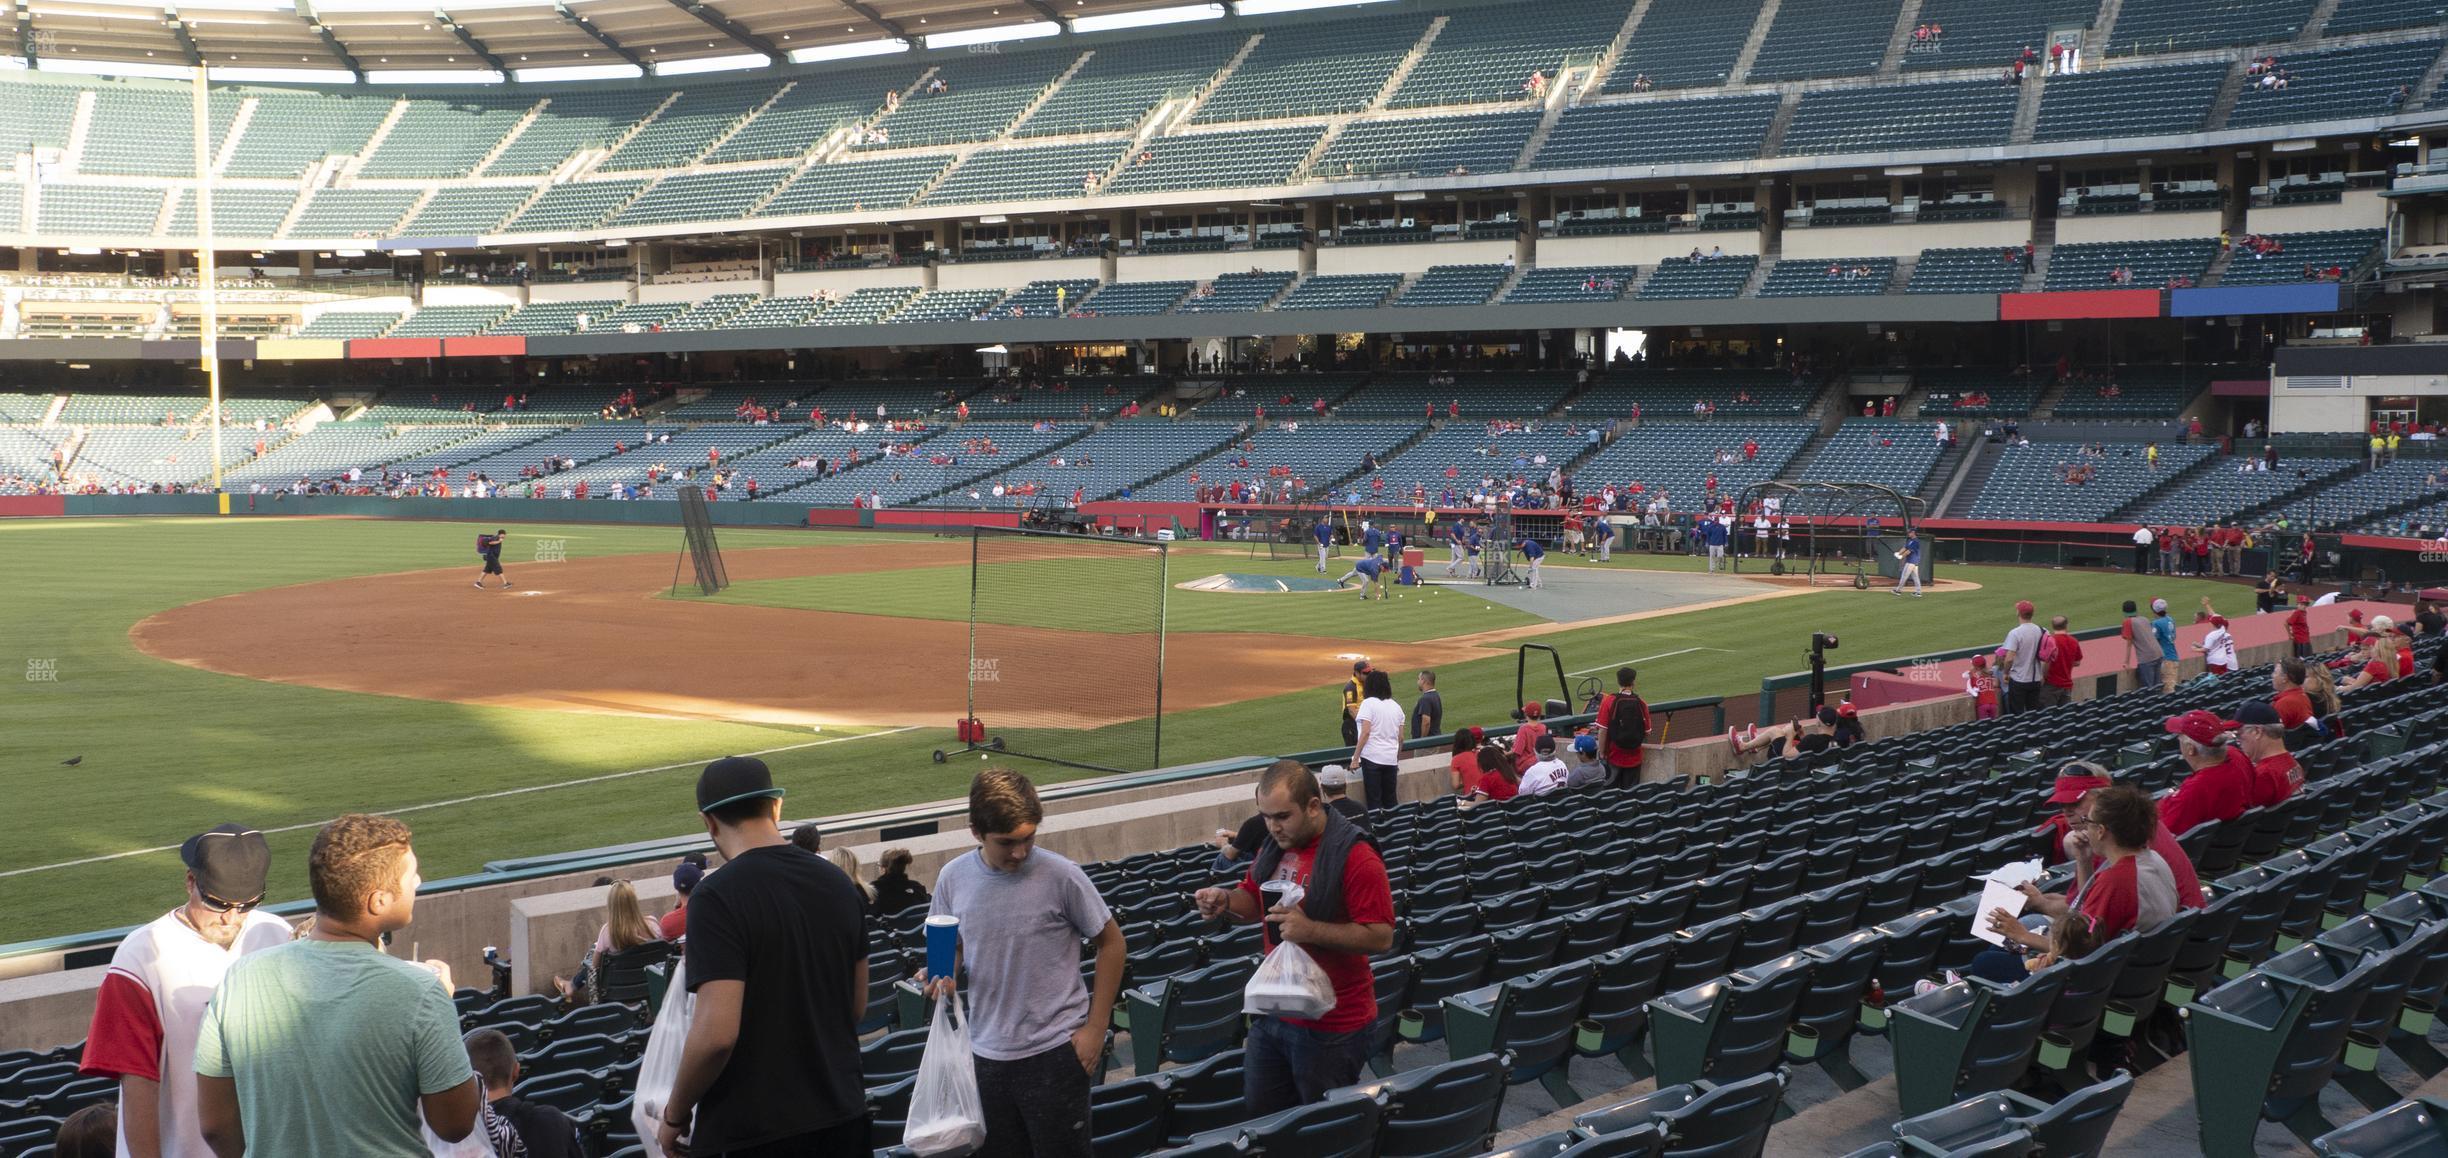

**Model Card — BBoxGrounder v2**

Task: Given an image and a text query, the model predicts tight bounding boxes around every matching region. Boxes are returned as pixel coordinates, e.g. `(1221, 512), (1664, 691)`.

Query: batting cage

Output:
(954, 527), (1170, 773)
(1260, 502), (1334, 563)
(1729, 481), (1925, 589)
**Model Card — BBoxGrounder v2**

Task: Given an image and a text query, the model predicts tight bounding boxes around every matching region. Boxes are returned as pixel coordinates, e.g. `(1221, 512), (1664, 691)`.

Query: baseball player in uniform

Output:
(1518, 535), (1545, 590)
(1312, 518), (1334, 573)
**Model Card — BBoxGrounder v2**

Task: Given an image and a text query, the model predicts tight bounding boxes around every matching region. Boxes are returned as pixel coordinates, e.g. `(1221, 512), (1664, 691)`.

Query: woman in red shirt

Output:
(1447, 727), (1485, 797)
(1471, 744), (1520, 801)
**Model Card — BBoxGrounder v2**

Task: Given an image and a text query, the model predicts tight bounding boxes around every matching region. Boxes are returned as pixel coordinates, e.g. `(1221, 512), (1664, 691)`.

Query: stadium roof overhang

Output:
(7, 0), (1204, 76)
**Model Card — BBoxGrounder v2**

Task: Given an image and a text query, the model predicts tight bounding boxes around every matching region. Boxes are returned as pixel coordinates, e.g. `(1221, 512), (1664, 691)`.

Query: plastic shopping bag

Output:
(630, 961), (696, 1158)
(903, 992), (987, 1156)
(1243, 939), (1337, 1020)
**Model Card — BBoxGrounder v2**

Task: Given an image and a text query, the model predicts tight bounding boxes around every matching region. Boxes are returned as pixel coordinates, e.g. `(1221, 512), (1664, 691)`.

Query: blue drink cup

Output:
(925, 914), (960, 981)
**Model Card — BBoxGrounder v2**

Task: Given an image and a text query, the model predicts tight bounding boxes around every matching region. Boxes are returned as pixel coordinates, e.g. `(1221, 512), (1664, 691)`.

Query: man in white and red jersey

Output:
(81, 824), (290, 1158)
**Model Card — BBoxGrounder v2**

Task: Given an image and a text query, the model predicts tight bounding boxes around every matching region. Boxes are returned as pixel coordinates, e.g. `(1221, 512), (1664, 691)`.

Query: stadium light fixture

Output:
(1236, 0), (1392, 14)
(514, 62), (642, 79)
(787, 37), (905, 62)
(1072, 3), (1221, 31)
(652, 50), (766, 74)
(922, 19), (1056, 47)
(366, 67), (504, 81)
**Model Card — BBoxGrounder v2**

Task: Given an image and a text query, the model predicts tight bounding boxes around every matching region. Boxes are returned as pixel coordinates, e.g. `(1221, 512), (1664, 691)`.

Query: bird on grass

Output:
(61, 756), (82, 766)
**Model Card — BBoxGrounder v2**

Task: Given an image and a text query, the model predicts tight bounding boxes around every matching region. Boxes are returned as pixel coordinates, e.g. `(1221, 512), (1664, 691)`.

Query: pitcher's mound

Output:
(1176, 573), (1351, 593)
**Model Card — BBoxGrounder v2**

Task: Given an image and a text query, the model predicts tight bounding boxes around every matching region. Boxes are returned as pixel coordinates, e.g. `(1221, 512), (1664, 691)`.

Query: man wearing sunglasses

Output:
(80, 824), (292, 1158)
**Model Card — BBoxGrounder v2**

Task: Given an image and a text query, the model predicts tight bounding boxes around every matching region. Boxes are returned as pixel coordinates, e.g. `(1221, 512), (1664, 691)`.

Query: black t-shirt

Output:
(1328, 797), (1372, 833)
(1232, 814), (1270, 860)
(2420, 610), (2446, 637)
(684, 844), (870, 1149)
(1410, 691), (1443, 739)
(494, 1095), (582, 1158)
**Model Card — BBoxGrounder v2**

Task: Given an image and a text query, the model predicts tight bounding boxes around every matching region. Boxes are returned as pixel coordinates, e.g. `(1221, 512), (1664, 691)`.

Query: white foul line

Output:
(0, 725), (923, 880)
(1567, 647), (1728, 677)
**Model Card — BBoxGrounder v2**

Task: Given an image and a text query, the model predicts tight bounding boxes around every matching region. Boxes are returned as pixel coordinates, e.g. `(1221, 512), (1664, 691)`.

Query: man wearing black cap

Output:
(656, 756), (870, 1157)
(81, 824), (292, 1158)
(474, 529), (509, 589)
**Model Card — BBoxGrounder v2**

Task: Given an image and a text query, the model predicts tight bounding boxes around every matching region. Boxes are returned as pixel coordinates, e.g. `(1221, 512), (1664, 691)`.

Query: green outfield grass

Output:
(700, 550), (1546, 642)
(3, 516), (2257, 944)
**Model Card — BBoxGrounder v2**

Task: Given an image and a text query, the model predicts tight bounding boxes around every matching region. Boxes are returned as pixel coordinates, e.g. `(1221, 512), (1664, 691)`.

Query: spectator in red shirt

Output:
(2039, 615), (2083, 707)
(2271, 659), (2317, 731)
(2036, 769), (2111, 863)
(659, 857), (704, 941)
(2340, 632), (2396, 692)
(2158, 710), (2255, 835)
(1446, 727), (1485, 796)
(2286, 594), (2313, 659)
(1595, 667), (1650, 788)
(1469, 744), (1521, 801)
(2234, 701), (2298, 808)
(1509, 702), (1550, 767)
(1193, 762), (1395, 1117)
(1977, 784), (2185, 980)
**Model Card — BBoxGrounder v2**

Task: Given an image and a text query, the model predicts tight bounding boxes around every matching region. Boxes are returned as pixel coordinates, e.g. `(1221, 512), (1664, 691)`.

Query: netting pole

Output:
(967, 525), (981, 736)
(1152, 538), (1169, 769)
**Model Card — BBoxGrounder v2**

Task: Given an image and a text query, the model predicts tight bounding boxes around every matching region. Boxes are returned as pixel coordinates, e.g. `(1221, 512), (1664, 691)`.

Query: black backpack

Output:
(1608, 692), (1649, 751)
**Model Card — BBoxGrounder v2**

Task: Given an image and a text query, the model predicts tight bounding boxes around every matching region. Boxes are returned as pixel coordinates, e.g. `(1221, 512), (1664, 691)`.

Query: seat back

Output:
(1580, 936), (1674, 1056)
(1495, 959), (1600, 1084)
(1370, 1053), (1510, 1158)
(1162, 1049), (1248, 1143)
(1410, 935), (1498, 1008)
(1796, 882), (1868, 947)
(1170, 956), (1260, 1064)
(594, 939), (675, 1005)
(2105, 908), (2197, 1027)
(1492, 917), (1571, 983)
(1557, 901), (1635, 963)
(2041, 934), (2135, 1058)
(1703, 958), (1813, 1084)
(2021, 1070), (2135, 1158)
(1656, 1068), (1789, 1158)
(1874, 909), (1953, 992)
(1226, 1091), (1380, 1158)
(860, 1026), (931, 1086)
(1664, 919), (1744, 993)
(1789, 931), (1885, 1063)
(1089, 1072), (1171, 1158)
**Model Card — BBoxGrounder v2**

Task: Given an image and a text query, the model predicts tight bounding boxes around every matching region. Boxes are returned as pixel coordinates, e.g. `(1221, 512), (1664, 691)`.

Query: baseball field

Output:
(2, 515), (2253, 944)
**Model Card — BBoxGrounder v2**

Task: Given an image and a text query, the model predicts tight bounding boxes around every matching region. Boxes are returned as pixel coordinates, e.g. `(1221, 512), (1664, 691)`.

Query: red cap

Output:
(1837, 701), (1858, 718)
(2048, 773), (2113, 805)
(2163, 709), (2236, 747)
(1522, 701), (1544, 719)
(2296, 594), (2312, 606)
(1971, 654), (1988, 668)
(2015, 600), (2035, 616)
(2210, 615), (2229, 628)
(2351, 609), (2365, 623)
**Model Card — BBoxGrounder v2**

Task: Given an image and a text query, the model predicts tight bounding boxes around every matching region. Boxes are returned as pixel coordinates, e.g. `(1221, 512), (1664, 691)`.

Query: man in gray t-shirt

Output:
(926, 769), (1124, 1158)
(195, 814), (478, 1157)
(2002, 599), (2046, 715)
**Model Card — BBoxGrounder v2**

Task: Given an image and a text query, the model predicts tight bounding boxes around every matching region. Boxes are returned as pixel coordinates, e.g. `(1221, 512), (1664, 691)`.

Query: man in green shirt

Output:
(194, 814), (479, 1157)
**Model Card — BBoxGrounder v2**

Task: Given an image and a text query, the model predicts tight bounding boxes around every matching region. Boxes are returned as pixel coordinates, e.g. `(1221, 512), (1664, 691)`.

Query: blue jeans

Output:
(1360, 759), (1398, 811)
(2134, 661), (2160, 692)
(1244, 1015), (1370, 1117)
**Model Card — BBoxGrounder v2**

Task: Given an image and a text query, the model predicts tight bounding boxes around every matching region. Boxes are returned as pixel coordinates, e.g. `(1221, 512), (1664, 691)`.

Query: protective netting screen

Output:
(967, 528), (1169, 773)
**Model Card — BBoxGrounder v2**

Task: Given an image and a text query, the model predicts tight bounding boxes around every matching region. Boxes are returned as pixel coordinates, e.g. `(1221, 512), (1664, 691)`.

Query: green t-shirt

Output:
(193, 938), (473, 1156)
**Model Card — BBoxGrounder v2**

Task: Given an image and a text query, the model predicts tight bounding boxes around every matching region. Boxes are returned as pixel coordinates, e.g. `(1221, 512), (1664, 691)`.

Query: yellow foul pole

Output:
(194, 64), (222, 491)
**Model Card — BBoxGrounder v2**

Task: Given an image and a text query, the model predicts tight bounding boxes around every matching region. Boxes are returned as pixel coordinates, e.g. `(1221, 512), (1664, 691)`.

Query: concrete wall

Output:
(1116, 249), (1301, 283)
(938, 256), (1104, 293)
(1318, 239), (1514, 277)
(421, 284), (523, 308)
(1780, 217), (2029, 261)
(2272, 370), (2448, 433)
(641, 279), (763, 305)
(773, 267), (929, 297)
(2055, 210), (2223, 246)
(2246, 189), (2388, 235)
(1536, 232), (1762, 268)
(528, 281), (632, 306)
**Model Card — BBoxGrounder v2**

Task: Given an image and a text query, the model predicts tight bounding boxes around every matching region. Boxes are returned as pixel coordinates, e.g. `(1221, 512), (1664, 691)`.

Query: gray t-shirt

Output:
(2004, 622), (2045, 682)
(929, 848), (1114, 1062)
(193, 938), (472, 1157)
